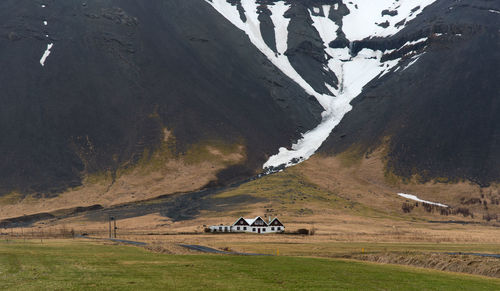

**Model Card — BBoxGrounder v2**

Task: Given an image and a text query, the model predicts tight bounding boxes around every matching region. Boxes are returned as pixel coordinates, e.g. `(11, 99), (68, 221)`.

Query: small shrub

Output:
(402, 203), (414, 213)
(483, 213), (498, 222)
(297, 228), (309, 235)
(460, 197), (481, 205)
(440, 208), (450, 216)
(422, 203), (431, 212)
(454, 207), (472, 218)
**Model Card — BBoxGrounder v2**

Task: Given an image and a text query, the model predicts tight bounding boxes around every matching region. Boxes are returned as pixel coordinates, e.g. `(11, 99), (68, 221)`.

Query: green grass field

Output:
(0, 240), (499, 290)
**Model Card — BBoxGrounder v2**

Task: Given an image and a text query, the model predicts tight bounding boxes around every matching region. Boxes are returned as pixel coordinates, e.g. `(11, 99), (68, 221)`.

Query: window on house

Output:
(271, 227), (275, 231)
(277, 227), (281, 231)
(237, 226), (240, 230)
(219, 227), (222, 231)
(243, 227), (247, 230)
(252, 228), (256, 232)
(263, 228), (266, 232)
(225, 227), (228, 232)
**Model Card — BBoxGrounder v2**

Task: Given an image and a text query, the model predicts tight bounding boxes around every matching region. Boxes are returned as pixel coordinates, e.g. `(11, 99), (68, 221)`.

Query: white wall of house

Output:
(209, 225), (231, 232)
(266, 226), (284, 233)
(209, 225), (284, 234)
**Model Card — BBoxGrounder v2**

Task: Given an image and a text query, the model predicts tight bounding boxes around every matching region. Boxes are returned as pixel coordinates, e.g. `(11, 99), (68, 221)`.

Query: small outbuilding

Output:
(209, 216), (284, 234)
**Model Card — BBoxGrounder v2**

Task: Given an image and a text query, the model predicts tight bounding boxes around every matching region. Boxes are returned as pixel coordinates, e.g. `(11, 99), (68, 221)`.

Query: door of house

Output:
(258, 228), (261, 234)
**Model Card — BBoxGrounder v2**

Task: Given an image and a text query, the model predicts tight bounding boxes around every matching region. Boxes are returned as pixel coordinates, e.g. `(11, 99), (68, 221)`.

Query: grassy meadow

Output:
(0, 240), (499, 290)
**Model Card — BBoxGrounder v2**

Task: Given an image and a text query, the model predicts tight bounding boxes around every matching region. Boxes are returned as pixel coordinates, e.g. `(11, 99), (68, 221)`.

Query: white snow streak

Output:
(40, 43), (53, 66)
(206, 0), (435, 171)
(402, 53), (424, 71)
(402, 37), (428, 47)
(489, 9), (500, 14)
(398, 193), (449, 207)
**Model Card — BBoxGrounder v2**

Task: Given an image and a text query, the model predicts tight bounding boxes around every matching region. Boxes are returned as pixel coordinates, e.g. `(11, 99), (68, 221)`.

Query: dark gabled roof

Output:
(269, 217), (284, 226)
(233, 217), (249, 226)
(249, 216), (268, 227)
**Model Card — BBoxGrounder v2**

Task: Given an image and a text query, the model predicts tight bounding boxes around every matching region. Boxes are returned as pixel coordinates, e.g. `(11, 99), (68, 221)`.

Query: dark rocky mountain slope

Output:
(0, 0), (322, 195)
(321, 0), (500, 186)
(1, 0), (499, 204)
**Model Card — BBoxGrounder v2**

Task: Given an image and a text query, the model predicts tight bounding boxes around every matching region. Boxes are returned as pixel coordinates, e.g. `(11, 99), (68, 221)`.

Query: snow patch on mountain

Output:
(40, 4), (53, 67)
(402, 53), (424, 71)
(398, 193), (449, 208)
(310, 6), (338, 46)
(40, 43), (53, 66)
(206, 0), (436, 172)
(342, 0), (437, 41)
(403, 37), (428, 47)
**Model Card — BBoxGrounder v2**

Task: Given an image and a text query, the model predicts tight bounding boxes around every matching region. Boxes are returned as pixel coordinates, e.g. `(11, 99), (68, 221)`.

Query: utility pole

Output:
(113, 218), (117, 239)
(109, 216), (117, 238)
(109, 216), (113, 239)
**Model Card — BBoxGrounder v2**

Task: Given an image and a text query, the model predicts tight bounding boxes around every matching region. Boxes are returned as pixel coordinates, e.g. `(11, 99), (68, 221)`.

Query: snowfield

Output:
(341, 0), (437, 40)
(398, 193), (449, 207)
(205, 0), (436, 171)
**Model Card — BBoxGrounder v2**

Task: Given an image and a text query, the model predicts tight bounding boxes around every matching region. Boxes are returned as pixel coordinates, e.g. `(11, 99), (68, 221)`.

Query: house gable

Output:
(233, 217), (249, 226)
(250, 216), (267, 227)
(269, 218), (284, 227)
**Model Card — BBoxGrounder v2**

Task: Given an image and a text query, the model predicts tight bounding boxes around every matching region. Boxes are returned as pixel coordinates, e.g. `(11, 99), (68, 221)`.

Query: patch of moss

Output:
(336, 146), (364, 168)
(384, 168), (404, 186)
(0, 191), (23, 205)
(433, 176), (460, 184)
(113, 129), (246, 179)
(183, 139), (245, 166)
(83, 170), (114, 186)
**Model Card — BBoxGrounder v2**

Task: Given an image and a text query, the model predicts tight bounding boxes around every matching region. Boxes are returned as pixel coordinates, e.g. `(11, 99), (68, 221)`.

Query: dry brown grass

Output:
(0, 140), (246, 220)
(12, 208), (499, 247)
(299, 148), (500, 222)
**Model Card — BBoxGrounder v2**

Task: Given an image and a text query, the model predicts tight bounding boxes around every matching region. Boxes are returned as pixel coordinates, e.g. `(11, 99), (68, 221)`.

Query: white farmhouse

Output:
(209, 216), (284, 234)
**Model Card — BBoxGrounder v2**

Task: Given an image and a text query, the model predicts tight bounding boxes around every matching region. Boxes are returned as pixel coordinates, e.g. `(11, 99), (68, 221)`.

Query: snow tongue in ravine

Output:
(205, 0), (437, 173)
